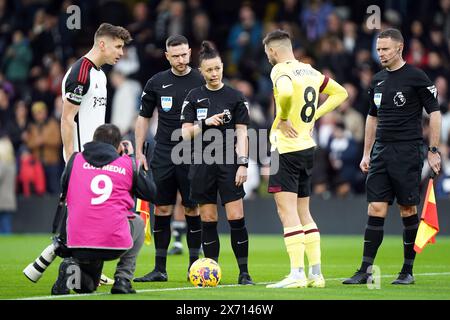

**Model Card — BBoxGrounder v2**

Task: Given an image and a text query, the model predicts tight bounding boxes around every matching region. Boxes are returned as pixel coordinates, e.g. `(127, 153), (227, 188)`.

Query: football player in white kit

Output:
(61, 23), (132, 161)
(61, 23), (132, 285)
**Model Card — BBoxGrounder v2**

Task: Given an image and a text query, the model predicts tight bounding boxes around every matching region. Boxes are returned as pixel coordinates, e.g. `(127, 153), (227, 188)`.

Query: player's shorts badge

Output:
(374, 93), (382, 109)
(197, 108), (208, 120)
(161, 96), (173, 112)
(393, 92), (406, 107)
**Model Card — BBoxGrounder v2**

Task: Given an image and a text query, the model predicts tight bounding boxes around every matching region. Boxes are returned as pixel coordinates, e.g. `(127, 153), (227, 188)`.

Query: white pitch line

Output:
(14, 272), (450, 300)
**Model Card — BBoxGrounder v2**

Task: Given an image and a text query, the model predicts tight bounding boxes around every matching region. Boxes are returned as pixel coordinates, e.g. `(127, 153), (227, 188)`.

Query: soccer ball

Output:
(189, 258), (222, 287)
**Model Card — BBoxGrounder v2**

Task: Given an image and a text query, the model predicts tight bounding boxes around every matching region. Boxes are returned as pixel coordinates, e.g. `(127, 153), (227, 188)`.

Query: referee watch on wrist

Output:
(428, 146), (440, 154)
(237, 156), (249, 168)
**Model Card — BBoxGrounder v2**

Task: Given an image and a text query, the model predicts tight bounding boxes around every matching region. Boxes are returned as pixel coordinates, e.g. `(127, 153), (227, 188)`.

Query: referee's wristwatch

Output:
(237, 156), (249, 168)
(428, 146), (440, 154)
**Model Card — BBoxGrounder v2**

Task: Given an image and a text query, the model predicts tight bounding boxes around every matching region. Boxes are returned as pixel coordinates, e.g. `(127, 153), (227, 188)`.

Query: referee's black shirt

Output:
(139, 68), (205, 146)
(181, 84), (250, 161)
(368, 63), (439, 142)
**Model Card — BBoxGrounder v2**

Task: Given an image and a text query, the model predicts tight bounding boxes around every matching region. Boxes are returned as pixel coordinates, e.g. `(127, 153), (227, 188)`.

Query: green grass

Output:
(1, 234), (449, 300)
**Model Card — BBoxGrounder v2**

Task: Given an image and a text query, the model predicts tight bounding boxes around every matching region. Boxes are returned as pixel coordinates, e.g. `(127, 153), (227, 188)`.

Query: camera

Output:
(122, 142), (129, 155)
(23, 236), (68, 282)
(223, 109), (232, 123)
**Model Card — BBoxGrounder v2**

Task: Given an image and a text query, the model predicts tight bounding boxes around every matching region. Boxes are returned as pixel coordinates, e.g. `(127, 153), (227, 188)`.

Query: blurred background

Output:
(1, 0), (450, 234)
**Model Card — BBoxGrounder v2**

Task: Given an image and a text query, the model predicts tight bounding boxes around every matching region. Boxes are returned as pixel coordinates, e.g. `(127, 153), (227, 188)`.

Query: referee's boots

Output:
(238, 272), (255, 285)
(133, 268), (168, 282)
(391, 273), (415, 285)
(111, 277), (136, 294)
(168, 244), (183, 255)
(342, 270), (373, 285)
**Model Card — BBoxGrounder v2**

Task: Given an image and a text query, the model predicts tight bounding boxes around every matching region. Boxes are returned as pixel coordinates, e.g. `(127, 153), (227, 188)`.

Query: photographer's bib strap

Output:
(130, 155), (138, 196)
(52, 152), (78, 234)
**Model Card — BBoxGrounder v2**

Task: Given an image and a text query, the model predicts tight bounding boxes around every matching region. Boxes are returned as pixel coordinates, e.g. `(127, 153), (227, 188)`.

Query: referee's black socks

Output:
(228, 218), (249, 274)
(401, 214), (419, 275)
(359, 216), (385, 274)
(185, 215), (202, 268)
(153, 215), (172, 272)
(201, 221), (220, 262)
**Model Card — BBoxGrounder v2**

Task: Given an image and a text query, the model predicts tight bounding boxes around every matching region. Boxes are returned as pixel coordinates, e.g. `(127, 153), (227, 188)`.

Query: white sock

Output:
(289, 268), (305, 279)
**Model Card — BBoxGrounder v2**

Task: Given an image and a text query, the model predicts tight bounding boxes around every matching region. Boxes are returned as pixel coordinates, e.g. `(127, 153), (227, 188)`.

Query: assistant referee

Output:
(343, 28), (441, 285)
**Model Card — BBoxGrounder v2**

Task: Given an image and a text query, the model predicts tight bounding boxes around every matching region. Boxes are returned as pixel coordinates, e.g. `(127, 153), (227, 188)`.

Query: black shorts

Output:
(268, 148), (315, 197)
(366, 141), (424, 206)
(189, 163), (245, 206)
(150, 143), (196, 208)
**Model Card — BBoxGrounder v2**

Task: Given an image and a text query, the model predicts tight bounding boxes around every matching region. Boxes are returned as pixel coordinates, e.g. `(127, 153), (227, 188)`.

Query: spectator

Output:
(405, 38), (428, 68)
(409, 20), (426, 45)
(47, 59), (64, 96)
(441, 102), (450, 144)
(428, 26), (450, 63)
(326, 12), (342, 38)
(7, 100), (29, 156)
(424, 51), (449, 82)
(26, 101), (61, 194)
(300, 0), (334, 42)
(355, 63), (374, 117)
(127, 2), (161, 83)
(0, 0), (13, 54)
(276, 0), (300, 25)
(0, 72), (15, 98)
(435, 76), (449, 114)
(1, 30), (32, 94)
(31, 75), (55, 115)
(0, 87), (11, 125)
(0, 132), (16, 234)
(337, 83), (365, 144)
(190, 11), (210, 62)
(342, 20), (357, 54)
(127, 2), (153, 45)
(155, 0), (189, 45)
(29, 9), (56, 68)
(316, 36), (353, 84)
(327, 122), (359, 197)
(227, 3), (262, 74)
(113, 46), (140, 77)
(110, 71), (142, 135)
(433, 0), (450, 41)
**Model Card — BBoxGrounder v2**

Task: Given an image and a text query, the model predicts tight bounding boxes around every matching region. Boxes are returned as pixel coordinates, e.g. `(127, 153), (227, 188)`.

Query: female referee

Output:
(181, 41), (254, 285)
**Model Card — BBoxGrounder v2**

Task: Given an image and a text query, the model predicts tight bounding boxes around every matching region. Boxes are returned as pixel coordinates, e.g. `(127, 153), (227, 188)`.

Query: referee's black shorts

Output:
(268, 147), (315, 197)
(189, 163), (245, 206)
(366, 140), (424, 206)
(150, 143), (196, 208)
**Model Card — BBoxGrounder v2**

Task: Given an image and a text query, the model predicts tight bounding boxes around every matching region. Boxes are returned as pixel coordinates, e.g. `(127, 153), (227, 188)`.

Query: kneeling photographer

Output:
(25, 124), (156, 295)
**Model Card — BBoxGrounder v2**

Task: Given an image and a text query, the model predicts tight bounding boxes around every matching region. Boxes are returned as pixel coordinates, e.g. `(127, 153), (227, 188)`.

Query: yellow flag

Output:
(414, 179), (439, 253)
(136, 198), (152, 245)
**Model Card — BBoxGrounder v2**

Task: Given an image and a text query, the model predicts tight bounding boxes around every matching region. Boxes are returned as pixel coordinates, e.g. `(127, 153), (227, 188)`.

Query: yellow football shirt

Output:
(270, 60), (325, 154)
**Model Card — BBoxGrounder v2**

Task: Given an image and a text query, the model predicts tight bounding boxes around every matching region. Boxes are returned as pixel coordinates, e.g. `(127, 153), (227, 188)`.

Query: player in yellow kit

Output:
(263, 30), (348, 289)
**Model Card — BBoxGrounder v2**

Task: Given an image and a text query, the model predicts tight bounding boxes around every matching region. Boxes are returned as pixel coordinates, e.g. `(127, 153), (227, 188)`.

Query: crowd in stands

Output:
(1, 0), (450, 217)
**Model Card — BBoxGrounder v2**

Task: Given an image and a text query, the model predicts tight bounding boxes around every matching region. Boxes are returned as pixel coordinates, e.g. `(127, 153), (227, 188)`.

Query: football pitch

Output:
(1, 234), (449, 300)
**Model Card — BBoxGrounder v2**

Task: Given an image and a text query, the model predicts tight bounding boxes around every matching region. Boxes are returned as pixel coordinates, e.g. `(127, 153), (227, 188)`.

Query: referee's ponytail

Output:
(199, 41), (220, 64)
